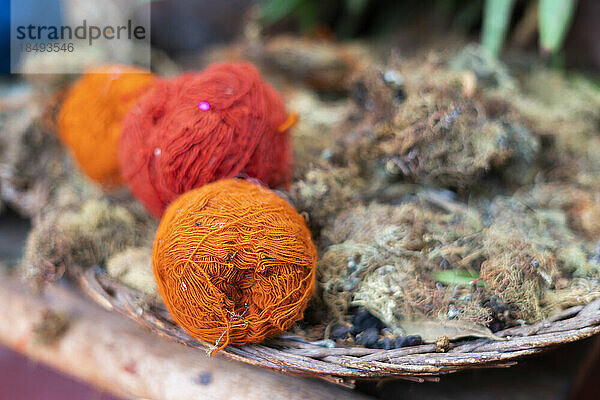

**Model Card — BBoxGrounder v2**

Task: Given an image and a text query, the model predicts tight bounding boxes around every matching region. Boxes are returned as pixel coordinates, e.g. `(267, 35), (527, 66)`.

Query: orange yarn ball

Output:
(153, 178), (317, 352)
(58, 64), (155, 186)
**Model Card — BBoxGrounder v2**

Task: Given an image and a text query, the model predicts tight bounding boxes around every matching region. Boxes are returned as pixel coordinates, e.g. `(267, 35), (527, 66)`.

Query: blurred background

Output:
(1, 0), (599, 74)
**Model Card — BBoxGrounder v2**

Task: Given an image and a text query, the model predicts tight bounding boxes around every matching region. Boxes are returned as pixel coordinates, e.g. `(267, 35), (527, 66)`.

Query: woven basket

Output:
(75, 266), (600, 388)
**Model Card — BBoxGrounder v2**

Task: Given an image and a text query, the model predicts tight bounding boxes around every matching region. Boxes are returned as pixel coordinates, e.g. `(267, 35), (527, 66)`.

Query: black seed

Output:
(330, 324), (350, 340)
(355, 327), (379, 347)
(351, 309), (384, 335)
(350, 81), (369, 108)
(395, 337), (405, 348)
(375, 337), (393, 350)
(489, 319), (505, 333)
(439, 258), (450, 269)
(395, 335), (423, 348)
(347, 113), (362, 122)
(394, 88), (406, 103)
(195, 372), (212, 385)
(406, 335), (423, 346)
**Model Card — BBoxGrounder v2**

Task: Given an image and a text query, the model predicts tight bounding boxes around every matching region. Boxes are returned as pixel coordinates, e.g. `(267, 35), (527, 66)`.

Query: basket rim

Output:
(74, 266), (600, 387)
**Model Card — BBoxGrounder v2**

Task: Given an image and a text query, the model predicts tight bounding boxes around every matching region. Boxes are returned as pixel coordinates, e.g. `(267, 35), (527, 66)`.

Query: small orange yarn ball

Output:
(153, 178), (317, 351)
(58, 64), (155, 186)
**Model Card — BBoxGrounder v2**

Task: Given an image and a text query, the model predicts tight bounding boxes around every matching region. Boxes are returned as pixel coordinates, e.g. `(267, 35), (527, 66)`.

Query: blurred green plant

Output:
(260, 0), (369, 35)
(538, 0), (578, 53)
(261, 0), (318, 33)
(260, 0), (580, 58)
(482, 0), (579, 57)
(481, 0), (516, 57)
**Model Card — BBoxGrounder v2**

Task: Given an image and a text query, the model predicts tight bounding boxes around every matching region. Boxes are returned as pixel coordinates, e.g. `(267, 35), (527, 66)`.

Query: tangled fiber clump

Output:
(58, 64), (155, 186)
(153, 179), (316, 352)
(119, 62), (293, 217)
(22, 199), (137, 286)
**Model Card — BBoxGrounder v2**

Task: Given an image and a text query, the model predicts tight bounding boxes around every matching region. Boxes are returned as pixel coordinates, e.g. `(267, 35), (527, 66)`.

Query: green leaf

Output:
(539, 0), (578, 53)
(433, 269), (483, 287)
(260, 0), (305, 26)
(296, 0), (319, 33)
(346, 0), (369, 16)
(481, 0), (516, 57)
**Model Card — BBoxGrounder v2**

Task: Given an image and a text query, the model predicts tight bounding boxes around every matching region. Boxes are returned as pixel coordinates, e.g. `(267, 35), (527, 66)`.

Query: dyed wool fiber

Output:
(119, 62), (293, 217)
(153, 179), (316, 351)
(58, 64), (155, 186)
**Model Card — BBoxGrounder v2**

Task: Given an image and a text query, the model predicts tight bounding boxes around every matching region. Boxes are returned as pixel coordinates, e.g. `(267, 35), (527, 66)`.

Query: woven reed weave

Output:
(73, 266), (600, 387)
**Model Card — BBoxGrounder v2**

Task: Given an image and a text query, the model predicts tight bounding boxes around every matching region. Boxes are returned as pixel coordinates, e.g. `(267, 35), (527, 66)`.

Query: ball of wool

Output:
(153, 178), (316, 352)
(119, 62), (292, 217)
(58, 64), (155, 186)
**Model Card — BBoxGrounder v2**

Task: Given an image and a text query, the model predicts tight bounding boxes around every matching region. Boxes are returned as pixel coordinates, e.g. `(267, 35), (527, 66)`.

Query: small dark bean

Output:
(195, 372), (212, 385)
(439, 258), (450, 269)
(375, 337), (393, 350)
(350, 81), (369, 108)
(394, 88), (406, 103)
(330, 324), (350, 340)
(351, 309), (384, 335)
(489, 319), (505, 333)
(355, 327), (379, 347)
(395, 335), (423, 348)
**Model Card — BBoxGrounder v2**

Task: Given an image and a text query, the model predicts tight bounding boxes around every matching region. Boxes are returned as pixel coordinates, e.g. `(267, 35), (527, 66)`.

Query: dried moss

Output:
(21, 199), (138, 285)
(448, 44), (515, 90)
(478, 193), (599, 321)
(289, 163), (361, 236)
(319, 185), (600, 333)
(317, 51), (600, 338)
(106, 247), (157, 296)
(480, 238), (554, 322)
(319, 197), (487, 329)
(287, 88), (349, 176)
(545, 278), (600, 310)
(516, 182), (600, 241)
(507, 69), (600, 186)
(334, 51), (541, 192)
(0, 83), (100, 217)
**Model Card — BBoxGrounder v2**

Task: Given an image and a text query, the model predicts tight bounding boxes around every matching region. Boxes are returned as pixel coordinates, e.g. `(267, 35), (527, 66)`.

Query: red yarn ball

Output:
(118, 62), (292, 217)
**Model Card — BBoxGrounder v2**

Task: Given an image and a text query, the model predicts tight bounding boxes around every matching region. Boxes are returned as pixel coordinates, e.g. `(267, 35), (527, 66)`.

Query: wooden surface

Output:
(0, 268), (371, 400)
